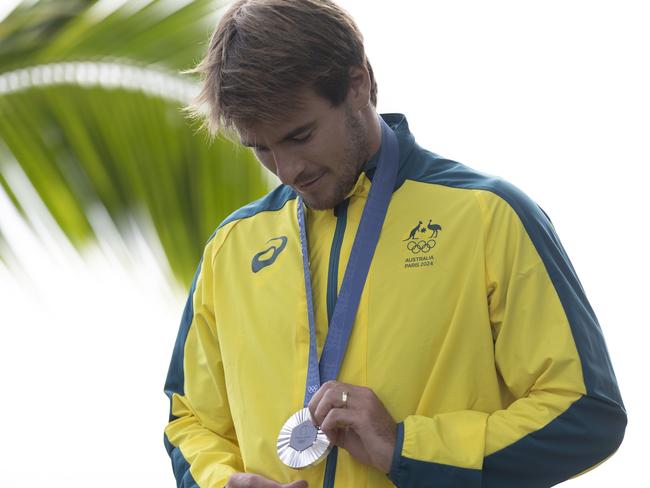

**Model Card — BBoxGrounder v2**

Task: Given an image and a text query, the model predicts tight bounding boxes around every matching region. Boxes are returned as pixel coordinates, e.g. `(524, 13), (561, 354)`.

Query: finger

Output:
(313, 385), (350, 426)
(307, 380), (339, 423)
(319, 407), (359, 439)
(227, 472), (288, 488)
(283, 481), (308, 488)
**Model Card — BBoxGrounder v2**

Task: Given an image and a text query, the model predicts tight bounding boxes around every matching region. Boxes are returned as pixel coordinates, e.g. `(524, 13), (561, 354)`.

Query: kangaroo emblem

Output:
(404, 221), (423, 241)
(427, 220), (442, 238)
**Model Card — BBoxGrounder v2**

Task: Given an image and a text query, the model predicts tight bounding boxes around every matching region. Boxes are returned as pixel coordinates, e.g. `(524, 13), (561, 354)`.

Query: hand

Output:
(307, 381), (397, 474)
(226, 473), (308, 488)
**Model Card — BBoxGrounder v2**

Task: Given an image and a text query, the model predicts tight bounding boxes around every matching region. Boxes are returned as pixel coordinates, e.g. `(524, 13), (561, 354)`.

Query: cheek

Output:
(308, 141), (343, 173)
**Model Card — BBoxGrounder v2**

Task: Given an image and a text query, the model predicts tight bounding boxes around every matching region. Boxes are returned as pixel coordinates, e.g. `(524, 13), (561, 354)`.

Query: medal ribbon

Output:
(298, 117), (399, 407)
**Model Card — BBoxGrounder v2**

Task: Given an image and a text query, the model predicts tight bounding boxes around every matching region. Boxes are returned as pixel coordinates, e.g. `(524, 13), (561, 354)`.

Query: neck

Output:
(354, 108), (382, 176)
(364, 108), (382, 163)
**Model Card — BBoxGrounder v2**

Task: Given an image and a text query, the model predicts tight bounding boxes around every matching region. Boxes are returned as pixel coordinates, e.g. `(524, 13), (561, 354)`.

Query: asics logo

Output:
(252, 236), (288, 273)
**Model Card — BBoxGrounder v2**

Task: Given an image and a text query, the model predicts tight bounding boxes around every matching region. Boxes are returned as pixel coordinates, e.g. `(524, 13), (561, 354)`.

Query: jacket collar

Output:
(362, 113), (416, 191)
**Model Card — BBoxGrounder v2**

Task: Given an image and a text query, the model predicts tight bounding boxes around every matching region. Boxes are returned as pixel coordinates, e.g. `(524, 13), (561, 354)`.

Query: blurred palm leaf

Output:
(0, 0), (271, 286)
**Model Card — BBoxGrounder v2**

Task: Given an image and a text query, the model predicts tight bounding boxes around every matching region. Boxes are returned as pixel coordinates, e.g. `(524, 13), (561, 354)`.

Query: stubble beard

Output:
(309, 108), (369, 210)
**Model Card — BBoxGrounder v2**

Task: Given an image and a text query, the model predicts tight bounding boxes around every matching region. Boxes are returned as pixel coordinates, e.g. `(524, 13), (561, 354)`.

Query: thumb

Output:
(283, 481), (308, 488)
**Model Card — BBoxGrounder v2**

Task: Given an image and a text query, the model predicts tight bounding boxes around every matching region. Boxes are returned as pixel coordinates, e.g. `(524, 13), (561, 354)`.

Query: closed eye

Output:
(290, 132), (312, 144)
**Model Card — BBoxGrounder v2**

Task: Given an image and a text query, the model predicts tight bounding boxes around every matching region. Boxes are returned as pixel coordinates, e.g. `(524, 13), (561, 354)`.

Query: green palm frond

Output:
(0, 0), (273, 287)
(0, 0), (226, 71)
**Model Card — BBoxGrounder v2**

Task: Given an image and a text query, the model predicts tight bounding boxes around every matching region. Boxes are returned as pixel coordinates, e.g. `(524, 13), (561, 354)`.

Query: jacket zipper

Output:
(327, 199), (349, 321)
(322, 198), (349, 488)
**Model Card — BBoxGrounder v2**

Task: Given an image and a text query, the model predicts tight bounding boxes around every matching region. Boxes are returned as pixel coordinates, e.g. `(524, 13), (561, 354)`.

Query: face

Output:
(240, 89), (370, 210)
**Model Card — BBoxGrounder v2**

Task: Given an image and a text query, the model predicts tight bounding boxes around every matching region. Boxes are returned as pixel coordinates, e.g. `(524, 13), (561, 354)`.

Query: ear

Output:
(346, 65), (371, 111)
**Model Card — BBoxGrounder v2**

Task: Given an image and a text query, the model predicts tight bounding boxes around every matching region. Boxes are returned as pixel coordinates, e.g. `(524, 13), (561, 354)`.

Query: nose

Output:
(271, 149), (305, 186)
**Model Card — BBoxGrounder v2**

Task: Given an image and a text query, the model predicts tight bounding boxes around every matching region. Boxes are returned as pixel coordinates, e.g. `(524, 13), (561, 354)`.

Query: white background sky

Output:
(0, 0), (648, 486)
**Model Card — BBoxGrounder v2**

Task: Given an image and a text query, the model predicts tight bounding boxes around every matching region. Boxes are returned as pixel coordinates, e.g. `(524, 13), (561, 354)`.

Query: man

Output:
(164, 1), (626, 487)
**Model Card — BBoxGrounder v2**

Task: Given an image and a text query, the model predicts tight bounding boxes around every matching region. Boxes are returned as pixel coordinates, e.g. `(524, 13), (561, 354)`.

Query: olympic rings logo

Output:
(406, 239), (436, 254)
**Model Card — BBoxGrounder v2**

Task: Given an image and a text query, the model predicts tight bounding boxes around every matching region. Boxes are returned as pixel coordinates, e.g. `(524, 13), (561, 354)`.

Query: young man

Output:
(164, 1), (626, 487)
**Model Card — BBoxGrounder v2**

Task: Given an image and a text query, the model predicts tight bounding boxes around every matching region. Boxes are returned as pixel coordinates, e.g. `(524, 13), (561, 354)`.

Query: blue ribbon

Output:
(298, 117), (399, 407)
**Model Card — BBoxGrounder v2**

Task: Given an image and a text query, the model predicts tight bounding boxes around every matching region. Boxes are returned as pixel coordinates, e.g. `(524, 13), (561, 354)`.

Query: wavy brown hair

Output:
(184, 0), (377, 137)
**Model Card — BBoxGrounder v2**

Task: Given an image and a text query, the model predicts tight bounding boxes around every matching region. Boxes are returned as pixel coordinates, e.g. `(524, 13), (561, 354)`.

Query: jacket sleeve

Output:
(164, 239), (243, 488)
(388, 184), (627, 488)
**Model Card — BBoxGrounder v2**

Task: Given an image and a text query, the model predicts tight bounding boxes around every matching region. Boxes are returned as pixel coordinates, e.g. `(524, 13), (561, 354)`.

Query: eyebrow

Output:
(241, 120), (316, 149)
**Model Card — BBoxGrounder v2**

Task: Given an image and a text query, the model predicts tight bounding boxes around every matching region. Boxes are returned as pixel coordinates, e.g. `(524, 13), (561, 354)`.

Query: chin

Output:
(299, 178), (352, 210)
(301, 196), (334, 210)
(301, 191), (344, 210)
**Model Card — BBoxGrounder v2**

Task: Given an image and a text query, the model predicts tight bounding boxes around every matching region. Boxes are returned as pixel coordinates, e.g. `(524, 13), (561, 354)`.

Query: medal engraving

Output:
(289, 421), (318, 452)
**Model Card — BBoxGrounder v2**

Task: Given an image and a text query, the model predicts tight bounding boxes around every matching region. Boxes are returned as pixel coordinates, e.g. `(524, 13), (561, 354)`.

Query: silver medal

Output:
(277, 407), (332, 469)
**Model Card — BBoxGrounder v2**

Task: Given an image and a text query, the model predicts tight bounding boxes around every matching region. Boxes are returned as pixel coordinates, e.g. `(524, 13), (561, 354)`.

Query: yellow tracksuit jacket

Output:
(164, 114), (626, 487)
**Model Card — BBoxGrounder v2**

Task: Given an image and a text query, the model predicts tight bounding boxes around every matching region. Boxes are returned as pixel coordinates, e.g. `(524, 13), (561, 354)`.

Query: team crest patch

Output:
(403, 220), (442, 269)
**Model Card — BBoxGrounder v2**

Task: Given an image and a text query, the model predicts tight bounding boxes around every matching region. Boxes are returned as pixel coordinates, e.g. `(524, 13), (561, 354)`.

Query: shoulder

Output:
(203, 184), (297, 258)
(218, 184), (297, 229)
(403, 144), (554, 231)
